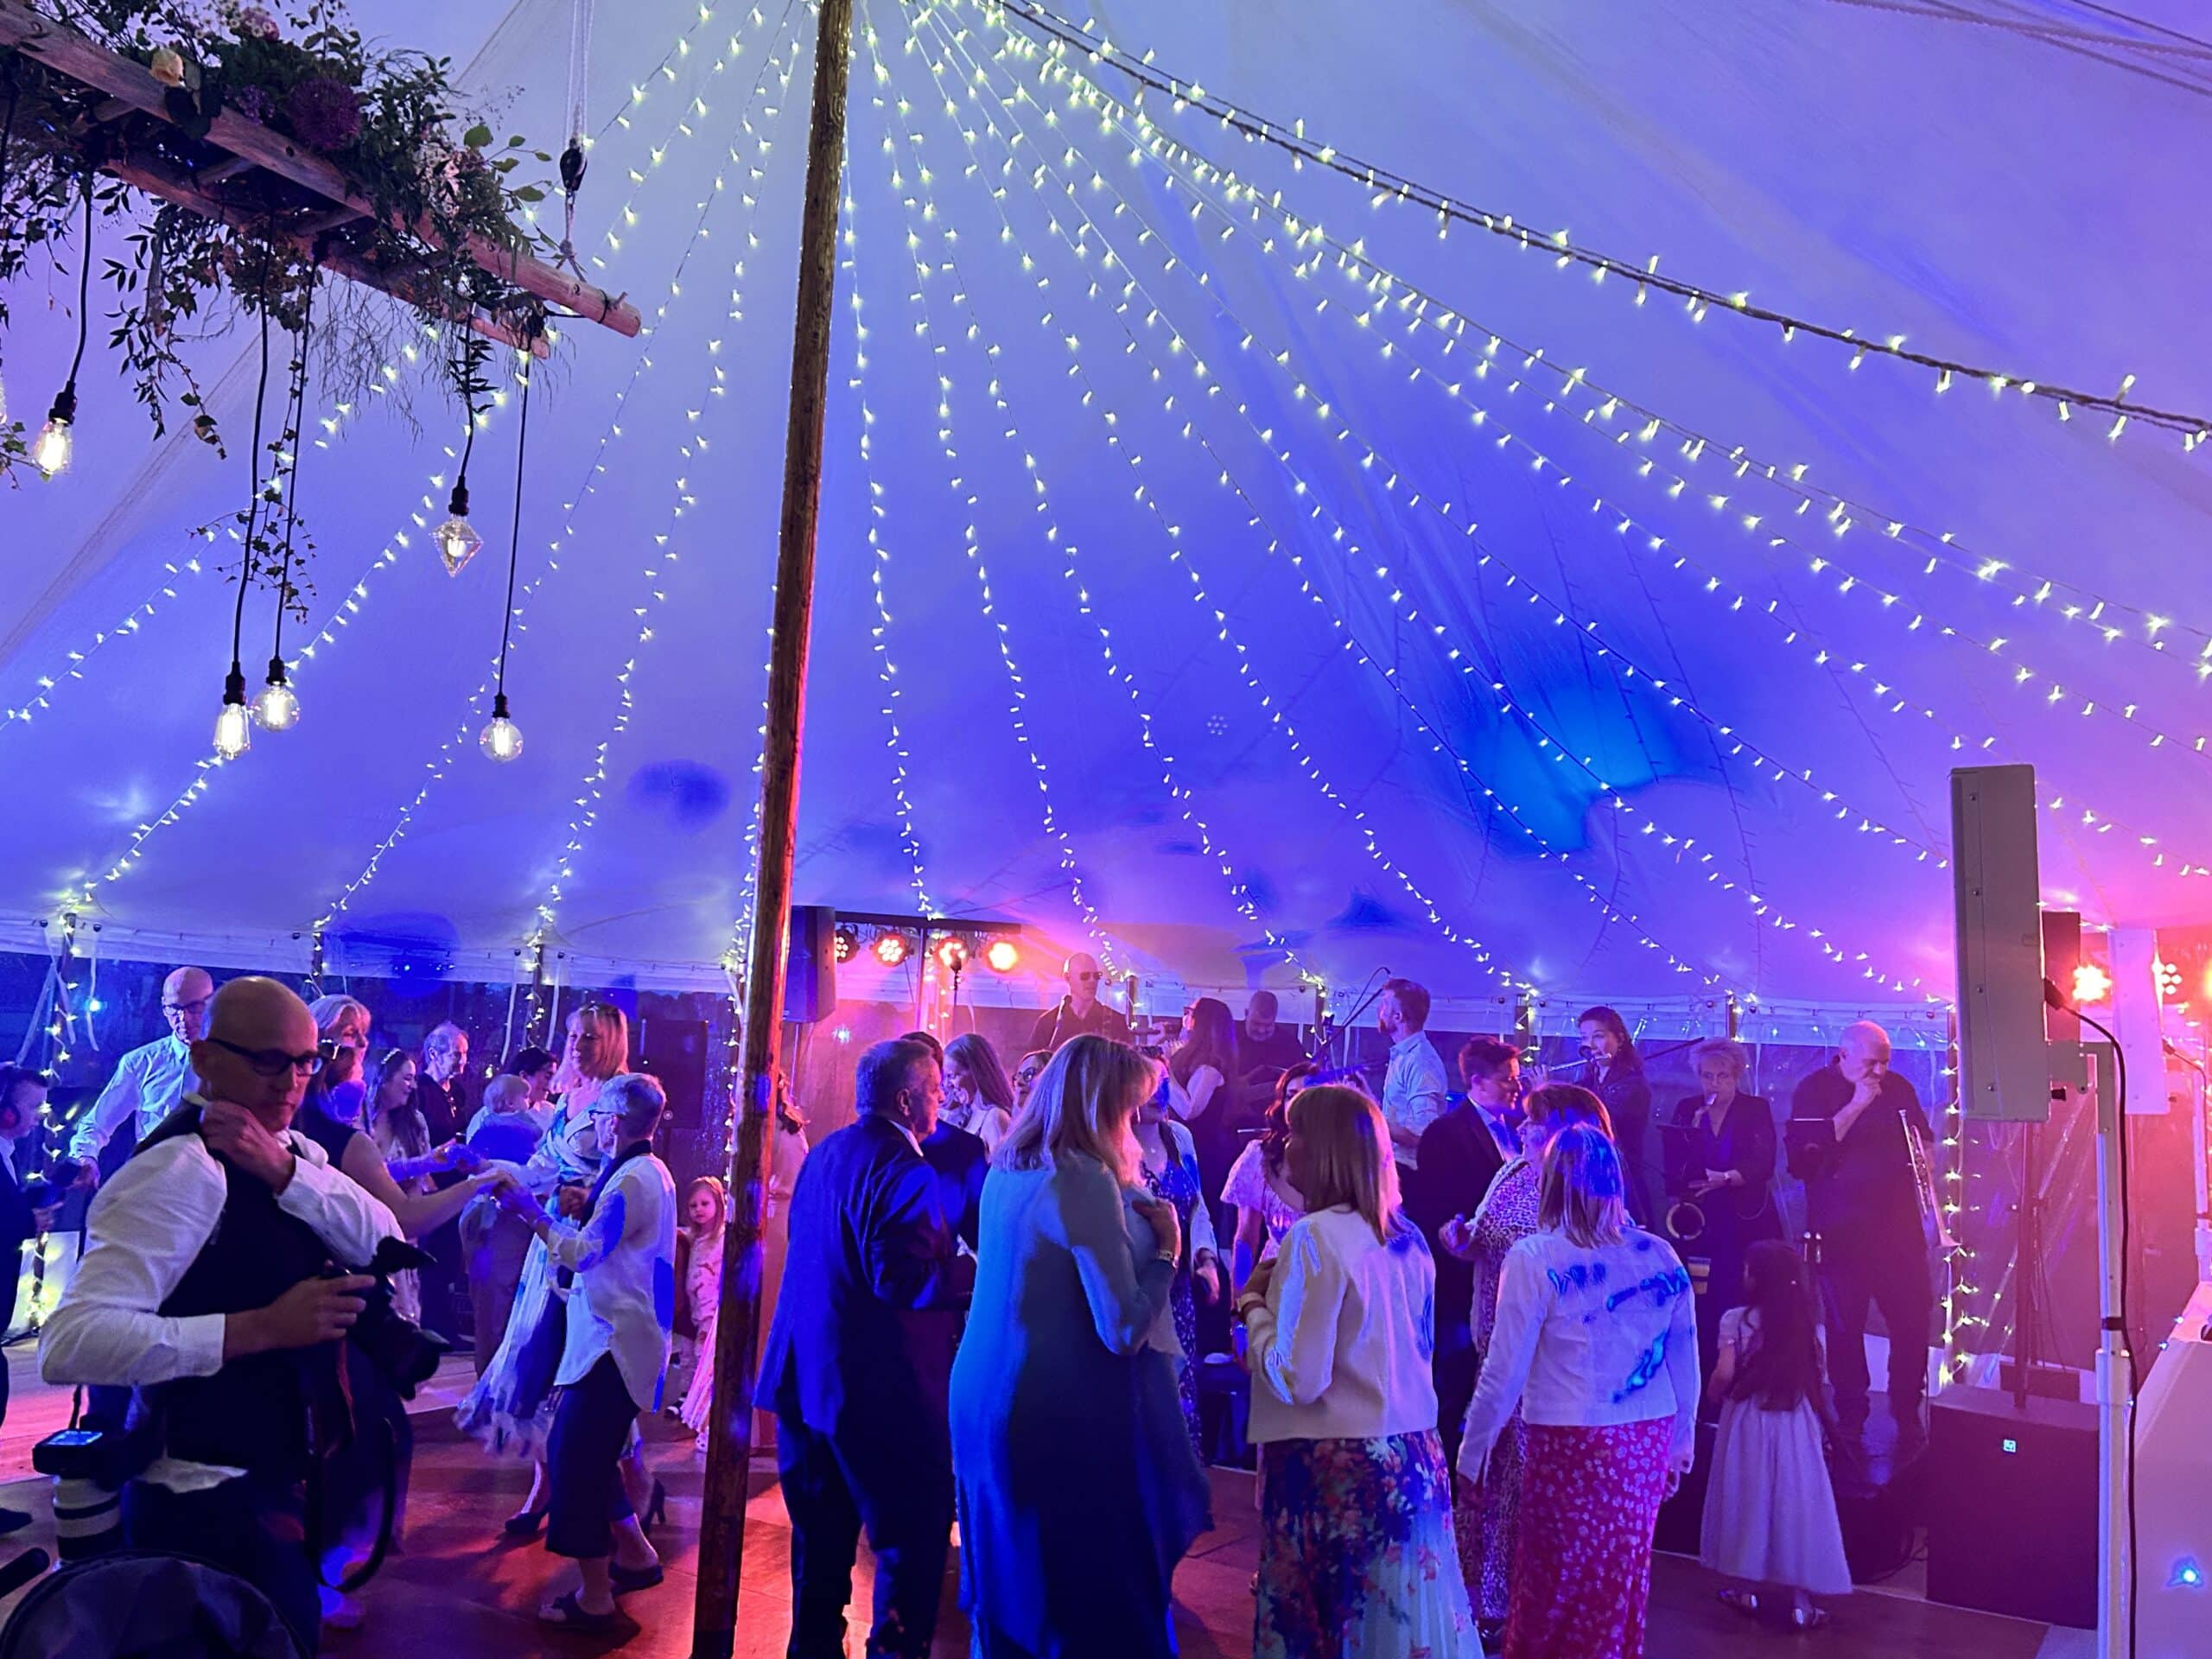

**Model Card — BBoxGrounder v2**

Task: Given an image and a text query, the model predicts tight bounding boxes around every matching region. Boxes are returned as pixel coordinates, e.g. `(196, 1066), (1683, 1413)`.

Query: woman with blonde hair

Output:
(1459, 1124), (1697, 1659)
(950, 1034), (1212, 1657)
(460, 1001), (662, 1535)
(1240, 1085), (1475, 1656)
(1439, 1083), (1613, 1640)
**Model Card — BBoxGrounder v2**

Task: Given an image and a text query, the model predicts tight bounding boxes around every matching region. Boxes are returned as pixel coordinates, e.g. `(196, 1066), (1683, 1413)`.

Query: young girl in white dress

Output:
(1700, 1238), (1853, 1630)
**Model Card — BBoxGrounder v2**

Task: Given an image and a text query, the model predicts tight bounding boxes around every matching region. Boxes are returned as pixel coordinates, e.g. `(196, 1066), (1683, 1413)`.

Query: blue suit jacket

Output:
(755, 1112), (973, 1446)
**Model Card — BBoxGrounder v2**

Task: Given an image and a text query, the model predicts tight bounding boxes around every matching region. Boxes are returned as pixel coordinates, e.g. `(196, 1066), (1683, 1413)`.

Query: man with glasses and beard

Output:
(67, 966), (214, 1185)
(1027, 953), (1131, 1053)
(41, 976), (399, 1652)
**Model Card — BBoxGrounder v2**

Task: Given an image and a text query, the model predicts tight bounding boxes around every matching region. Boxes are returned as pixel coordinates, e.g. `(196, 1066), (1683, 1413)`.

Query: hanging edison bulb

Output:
(479, 691), (524, 762)
(253, 657), (301, 732)
(435, 477), (482, 575)
(34, 384), (77, 479)
(213, 670), (252, 760)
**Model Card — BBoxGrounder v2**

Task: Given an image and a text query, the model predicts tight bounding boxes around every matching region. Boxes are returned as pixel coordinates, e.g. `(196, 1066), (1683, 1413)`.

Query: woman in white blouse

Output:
(1238, 1084), (1478, 1658)
(1457, 1124), (1697, 1659)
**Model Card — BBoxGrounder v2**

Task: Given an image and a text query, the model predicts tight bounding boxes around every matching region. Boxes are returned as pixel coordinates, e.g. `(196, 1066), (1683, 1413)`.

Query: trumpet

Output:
(1902, 1107), (1957, 1251)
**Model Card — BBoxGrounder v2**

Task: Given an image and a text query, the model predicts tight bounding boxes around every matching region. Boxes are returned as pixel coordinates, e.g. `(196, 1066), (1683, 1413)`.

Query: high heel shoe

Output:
(502, 1504), (550, 1540)
(639, 1478), (668, 1535)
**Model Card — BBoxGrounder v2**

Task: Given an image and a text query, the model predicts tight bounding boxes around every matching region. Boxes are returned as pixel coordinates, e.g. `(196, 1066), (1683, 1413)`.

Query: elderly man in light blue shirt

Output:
(67, 967), (213, 1184)
(1377, 977), (1450, 1172)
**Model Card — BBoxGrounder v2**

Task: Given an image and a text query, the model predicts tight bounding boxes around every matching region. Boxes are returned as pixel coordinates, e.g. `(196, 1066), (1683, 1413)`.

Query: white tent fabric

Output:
(0, 0), (2205, 1006)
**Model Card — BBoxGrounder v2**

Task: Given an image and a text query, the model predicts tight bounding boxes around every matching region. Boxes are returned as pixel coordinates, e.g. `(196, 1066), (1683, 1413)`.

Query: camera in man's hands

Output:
(331, 1237), (449, 1398)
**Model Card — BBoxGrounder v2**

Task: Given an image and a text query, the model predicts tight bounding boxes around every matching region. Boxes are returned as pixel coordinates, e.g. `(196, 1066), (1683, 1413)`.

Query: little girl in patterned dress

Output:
(1699, 1239), (1853, 1630)
(677, 1177), (727, 1453)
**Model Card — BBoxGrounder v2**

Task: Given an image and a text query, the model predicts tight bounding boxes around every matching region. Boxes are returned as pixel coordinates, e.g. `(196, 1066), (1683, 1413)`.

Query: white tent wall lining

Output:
(0, 0), (2204, 1010)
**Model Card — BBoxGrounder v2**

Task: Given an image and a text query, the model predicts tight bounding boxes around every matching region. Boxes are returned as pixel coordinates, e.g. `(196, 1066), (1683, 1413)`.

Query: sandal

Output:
(1788, 1605), (1833, 1631)
(537, 1591), (632, 1633)
(1718, 1588), (1762, 1619)
(610, 1559), (664, 1594)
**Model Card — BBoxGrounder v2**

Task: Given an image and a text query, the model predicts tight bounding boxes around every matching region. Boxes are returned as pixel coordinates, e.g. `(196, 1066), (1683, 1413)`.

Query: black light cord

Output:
(67, 175), (92, 387)
(229, 270), (276, 677)
(982, 0), (2209, 439)
(494, 352), (531, 699)
(270, 268), (317, 666)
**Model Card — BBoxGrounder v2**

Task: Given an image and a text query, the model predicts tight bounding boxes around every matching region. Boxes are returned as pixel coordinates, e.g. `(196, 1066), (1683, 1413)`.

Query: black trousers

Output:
(1820, 1243), (1933, 1425)
(124, 1471), (319, 1655)
(545, 1356), (639, 1560)
(777, 1414), (952, 1659)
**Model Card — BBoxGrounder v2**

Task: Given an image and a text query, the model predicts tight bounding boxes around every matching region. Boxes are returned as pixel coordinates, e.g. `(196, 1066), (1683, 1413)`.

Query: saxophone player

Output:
(1788, 1020), (1937, 1460)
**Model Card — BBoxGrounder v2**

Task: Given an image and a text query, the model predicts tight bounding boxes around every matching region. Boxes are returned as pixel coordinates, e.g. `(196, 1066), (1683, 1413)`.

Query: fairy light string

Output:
(320, 5), (804, 930)
(862, 16), (1127, 973)
(845, 149), (941, 918)
(904, 10), (1651, 992)
(917, 6), (1939, 994)
(974, 0), (2210, 446)
(857, 18), (1321, 982)
(896, 8), (1721, 986)
(966, 22), (2207, 671)
(958, 6), (2205, 885)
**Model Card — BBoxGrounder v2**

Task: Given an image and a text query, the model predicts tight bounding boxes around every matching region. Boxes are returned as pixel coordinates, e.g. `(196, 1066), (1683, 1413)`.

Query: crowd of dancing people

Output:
(12, 950), (1943, 1657)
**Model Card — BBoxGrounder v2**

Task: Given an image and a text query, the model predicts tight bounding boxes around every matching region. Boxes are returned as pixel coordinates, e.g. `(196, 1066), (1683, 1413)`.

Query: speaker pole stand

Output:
(2089, 1039), (2132, 1659)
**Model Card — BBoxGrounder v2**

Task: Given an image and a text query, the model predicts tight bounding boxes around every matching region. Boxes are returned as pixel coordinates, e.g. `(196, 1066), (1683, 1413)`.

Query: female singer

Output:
(1579, 1006), (1655, 1225)
(1669, 1039), (1782, 1385)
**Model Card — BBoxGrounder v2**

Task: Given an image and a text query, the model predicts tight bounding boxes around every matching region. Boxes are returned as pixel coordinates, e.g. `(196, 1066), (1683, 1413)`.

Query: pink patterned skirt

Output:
(1503, 1417), (1672, 1659)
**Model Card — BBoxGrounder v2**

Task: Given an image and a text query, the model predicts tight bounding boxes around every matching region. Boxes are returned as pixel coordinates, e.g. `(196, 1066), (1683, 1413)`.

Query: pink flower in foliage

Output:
(235, 6), (279, 39)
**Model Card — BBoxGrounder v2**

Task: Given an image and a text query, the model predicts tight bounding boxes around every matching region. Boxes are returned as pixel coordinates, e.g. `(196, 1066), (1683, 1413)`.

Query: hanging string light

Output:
(255, 264), (319, 734)
(0, 67), (19, 427)
(215, 252), (281, 761)
(435, 330), (487, 575)
(35, 169), (96, 480)
(480, 322), (539, 763)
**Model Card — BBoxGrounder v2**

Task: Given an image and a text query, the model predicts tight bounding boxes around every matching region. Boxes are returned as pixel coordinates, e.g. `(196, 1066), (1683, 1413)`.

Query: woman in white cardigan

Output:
(1457, 1124), (1698, 1659)
(1237, 1084), (1478, 1658)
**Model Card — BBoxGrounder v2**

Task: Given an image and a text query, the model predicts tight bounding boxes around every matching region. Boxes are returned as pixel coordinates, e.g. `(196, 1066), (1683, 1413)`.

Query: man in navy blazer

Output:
(757, 1038), (973, 1659)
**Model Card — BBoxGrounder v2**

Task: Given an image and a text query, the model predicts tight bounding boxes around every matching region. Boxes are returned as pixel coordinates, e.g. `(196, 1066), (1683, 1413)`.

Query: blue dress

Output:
(950, 1154), (1213, 1658)
(455, 1086), (606, 1455)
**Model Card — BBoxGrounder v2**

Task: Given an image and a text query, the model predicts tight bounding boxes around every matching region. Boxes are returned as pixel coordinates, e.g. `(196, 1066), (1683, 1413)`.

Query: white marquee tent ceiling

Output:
(1, 0), (2206, 1005)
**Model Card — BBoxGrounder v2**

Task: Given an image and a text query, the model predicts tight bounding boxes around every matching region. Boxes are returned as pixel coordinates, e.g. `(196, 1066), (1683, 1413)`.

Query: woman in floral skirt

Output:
(1458, 1123), (1698, 1659)
(1240, 1084), (1477, 1657)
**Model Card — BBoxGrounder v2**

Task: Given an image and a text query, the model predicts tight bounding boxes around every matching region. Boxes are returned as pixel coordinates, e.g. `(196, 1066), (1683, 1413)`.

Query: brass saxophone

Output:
(1902, 1107), (1956, 1251)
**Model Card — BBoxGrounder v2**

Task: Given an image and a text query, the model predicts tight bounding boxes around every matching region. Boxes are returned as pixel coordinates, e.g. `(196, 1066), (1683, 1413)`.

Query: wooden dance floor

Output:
(0, 1352), (2075, 1656)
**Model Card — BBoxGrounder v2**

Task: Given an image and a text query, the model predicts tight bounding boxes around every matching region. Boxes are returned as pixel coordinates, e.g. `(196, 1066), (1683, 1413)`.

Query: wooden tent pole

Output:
(689, 0), (855, 1650)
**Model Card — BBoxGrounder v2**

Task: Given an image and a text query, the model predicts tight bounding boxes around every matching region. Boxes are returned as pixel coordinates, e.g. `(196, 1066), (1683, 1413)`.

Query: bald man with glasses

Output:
(43, 976), (398, 1650)
(1027, 952), (1132, 1053)
(67, 966), (214, 1185)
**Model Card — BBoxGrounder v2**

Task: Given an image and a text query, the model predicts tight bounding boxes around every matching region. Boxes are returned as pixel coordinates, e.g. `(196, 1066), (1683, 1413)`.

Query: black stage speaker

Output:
(1924, 1389), (2096, 1629)
(785, 905), (837, 1024)
(636, 1018), (709, 1140)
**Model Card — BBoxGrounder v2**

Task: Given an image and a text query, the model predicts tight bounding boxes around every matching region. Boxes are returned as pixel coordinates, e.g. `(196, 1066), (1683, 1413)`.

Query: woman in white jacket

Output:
(1238, 1084), (1478, 1657)
(1457, 1123), (1698, 1659)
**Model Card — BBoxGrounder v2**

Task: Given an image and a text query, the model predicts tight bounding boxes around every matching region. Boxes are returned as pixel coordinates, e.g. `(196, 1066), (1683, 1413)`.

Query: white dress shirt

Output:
(1382, 1032), (1451, 1170)
(1458, 1226), (1700, 1475)
(544, 1147), (677, 1412)
(68, 1034), (198, 1160)
(41, 1098), (402, 1487)
(1243, 1205), (1439, 1445)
